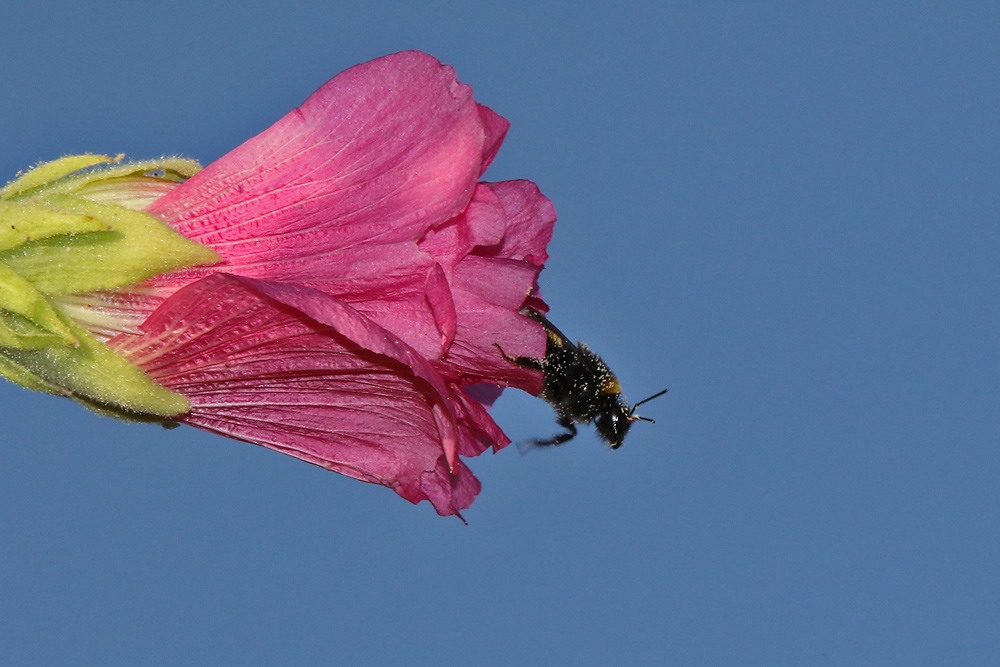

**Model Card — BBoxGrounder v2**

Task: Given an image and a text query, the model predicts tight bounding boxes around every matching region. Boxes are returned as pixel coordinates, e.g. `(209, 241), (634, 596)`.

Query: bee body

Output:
(502, 308), (666, 449)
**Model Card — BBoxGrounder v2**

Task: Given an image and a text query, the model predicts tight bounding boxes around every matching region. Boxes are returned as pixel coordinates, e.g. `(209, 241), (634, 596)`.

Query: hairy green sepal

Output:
(0, 155), (219, 418)
(0, 313), (189, 416)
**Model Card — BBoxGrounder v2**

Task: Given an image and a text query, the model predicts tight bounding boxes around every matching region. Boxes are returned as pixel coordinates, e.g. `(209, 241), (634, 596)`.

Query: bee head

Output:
(595, 403), (634, 449)
(597, 389), (669, 450)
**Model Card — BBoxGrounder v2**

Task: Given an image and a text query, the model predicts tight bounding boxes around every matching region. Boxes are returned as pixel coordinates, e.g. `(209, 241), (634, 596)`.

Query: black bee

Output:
(499, 307), (667, 449)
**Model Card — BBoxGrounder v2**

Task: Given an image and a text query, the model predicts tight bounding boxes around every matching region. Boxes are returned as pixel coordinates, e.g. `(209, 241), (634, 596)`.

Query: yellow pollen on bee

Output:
(602, 377), (622, 394)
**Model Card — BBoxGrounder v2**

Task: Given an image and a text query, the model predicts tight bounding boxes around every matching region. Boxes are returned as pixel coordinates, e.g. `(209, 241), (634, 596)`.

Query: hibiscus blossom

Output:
(0, 51), (555, 517)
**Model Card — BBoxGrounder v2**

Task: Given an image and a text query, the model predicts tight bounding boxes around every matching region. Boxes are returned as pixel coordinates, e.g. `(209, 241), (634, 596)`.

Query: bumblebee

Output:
(499, 307), (667, 449)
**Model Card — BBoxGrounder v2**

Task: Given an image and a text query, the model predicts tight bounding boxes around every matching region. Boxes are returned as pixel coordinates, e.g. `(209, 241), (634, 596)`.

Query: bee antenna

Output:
(628, 388), (669, 417)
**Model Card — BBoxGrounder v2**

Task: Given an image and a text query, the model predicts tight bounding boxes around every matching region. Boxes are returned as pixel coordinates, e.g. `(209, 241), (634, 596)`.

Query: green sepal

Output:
(0, 318), (70, 350)
(70, 395), (182, 426)
(0, 154), (209, 420)
(0, 154), (116, 200)
(0, 263), (77, 346)
(0, 201), (112, 252)
(0, 155), (202, 203)
(0, 352), (181, 425)
(50, 156), (203, 195)
(0, 354), (67, 396)
(0, 193), (220, 295)
(0, 313), (190, 417)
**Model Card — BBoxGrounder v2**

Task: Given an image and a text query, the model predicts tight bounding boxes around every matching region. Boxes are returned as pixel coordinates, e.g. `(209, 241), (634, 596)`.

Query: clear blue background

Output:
(1, 2), (997, 665)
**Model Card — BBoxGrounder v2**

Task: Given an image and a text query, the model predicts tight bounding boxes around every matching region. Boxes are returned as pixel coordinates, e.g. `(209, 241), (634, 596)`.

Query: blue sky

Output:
(1, 2), (997, 665)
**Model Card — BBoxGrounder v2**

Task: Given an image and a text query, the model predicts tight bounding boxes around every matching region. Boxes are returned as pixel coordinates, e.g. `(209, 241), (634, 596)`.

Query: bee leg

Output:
(493, 342), (543, 371)
(528, 417), (578, 447)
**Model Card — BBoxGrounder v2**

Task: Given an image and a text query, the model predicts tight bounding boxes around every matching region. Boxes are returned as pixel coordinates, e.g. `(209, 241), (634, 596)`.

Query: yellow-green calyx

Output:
(0, 154), (221, 418)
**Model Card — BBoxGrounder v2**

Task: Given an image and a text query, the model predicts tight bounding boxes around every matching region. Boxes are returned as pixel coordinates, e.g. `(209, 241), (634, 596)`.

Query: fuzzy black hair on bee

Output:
(498, 307), (667, 449)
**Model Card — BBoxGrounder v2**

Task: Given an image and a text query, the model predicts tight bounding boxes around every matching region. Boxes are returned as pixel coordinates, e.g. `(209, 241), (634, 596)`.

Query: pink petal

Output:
(84, 54), (555, 390)
(443, 256), (546, 392)
(151, 51), (483, 253)
(109, 273), (497, 517)
(476, 180), (556, 267)
(260, 239), (453, 360)
(139, 51), (487, 355)
(450, 373), (514, 456)
(425, 180), (557, 390)
(461, 383), (506, 409)
(477, 104), (510, 175)
(417, 184), (507, 275)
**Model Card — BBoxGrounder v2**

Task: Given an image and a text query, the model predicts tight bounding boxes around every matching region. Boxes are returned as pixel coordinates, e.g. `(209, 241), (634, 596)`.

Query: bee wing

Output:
(516, 438), (545, 455)
(522, 307), (576, 352)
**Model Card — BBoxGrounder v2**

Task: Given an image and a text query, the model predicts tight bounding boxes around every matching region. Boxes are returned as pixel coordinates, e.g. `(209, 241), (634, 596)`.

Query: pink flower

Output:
(95, 51), (554, 517)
